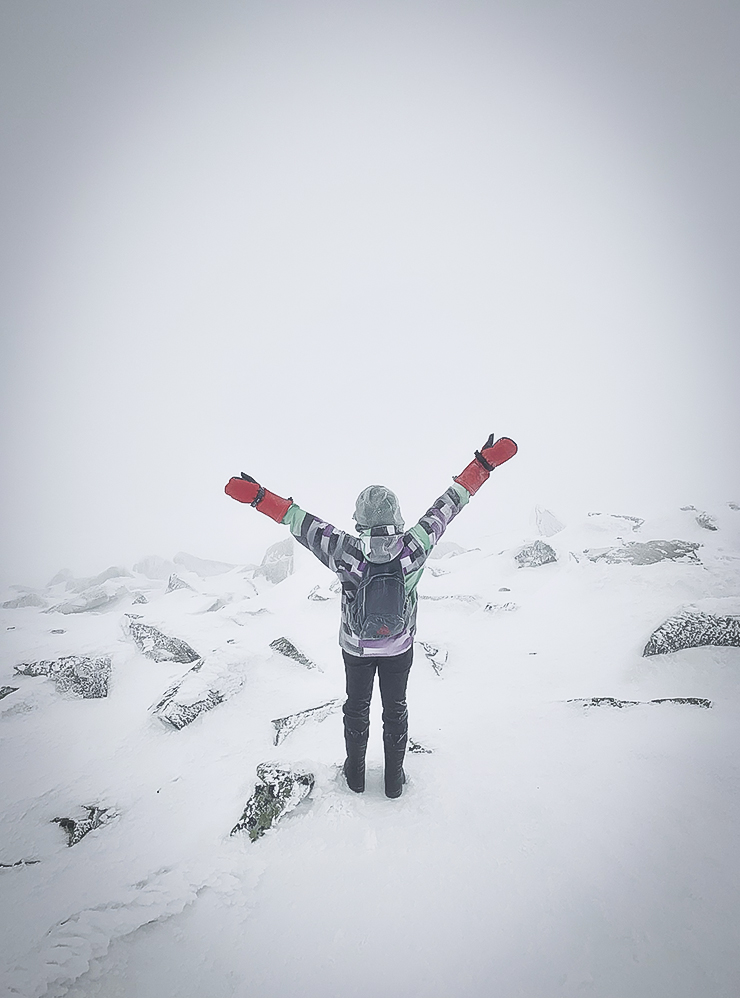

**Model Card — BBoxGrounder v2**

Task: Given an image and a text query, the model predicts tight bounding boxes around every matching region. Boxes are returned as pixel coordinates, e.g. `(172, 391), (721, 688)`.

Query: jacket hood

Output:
(359, 524), (405, 564)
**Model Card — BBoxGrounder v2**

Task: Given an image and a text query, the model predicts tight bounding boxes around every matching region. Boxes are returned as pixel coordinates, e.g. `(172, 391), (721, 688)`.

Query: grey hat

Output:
(353, 485), (404, 530)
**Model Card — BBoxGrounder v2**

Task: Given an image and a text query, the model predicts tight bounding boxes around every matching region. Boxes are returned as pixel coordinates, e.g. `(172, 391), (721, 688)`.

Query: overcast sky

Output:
(1, 0), (738, 587)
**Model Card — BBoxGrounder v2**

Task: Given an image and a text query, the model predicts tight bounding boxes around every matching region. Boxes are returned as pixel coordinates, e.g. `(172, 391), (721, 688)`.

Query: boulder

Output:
(568, 696), (712, 709)
(515, 540), (557, 568)
(15, 656), (111, 698)
(2, 593), (47, 609)
(418, 641), (447, 675)
(584, 539), (701, 566)
(174, 552), (237, 577)
(534, 506), (565, 537)
(230, 764), (314, 841)
(52, 806), (115, 846)
(0, 686), (18, 701)
(643, 599), (740, 656)
(271, 698), (343, 745)
(123, 617), (200, 663)
(150, 659), (245, 729)
(269, 637), (318, 670)
(133, 555), (177, 580)
(255, 538), (294, 585)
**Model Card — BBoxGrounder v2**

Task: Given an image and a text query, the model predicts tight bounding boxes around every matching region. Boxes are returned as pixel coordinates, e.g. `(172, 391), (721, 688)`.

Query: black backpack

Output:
(349, 556), (407, 641)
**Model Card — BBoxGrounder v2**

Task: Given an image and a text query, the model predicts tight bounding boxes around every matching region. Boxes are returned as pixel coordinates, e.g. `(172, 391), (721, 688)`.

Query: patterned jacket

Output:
(282, 482), (471, 657)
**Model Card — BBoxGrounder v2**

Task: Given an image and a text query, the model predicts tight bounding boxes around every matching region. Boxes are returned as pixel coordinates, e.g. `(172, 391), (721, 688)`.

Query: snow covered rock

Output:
(271, 698), (343, 745)
(429, 541), (466, 560)
(133, 555), (177, 580)
(174, 552), (237, 577)
(584, 539), (701, 566)
(515, 540), (557, 568)
(534, 506), (565, 537)
(0, 858), (40, 868)
(484, 601), (519, 613)
(418, 641), (448, 675)
(165, 574), (194, 593)
(230, 764), (314, 841)
(49, 586), (126, 614)
(269, 637), (318, 670)
(408, 739), (433, 753)
(2, 592), (47, 609)
(0, 686), (18, 700)
(255, 538), (294, 585)
(587, 512), (644, 532)
(568, 696), (712, 709)
(643, 599), (740, 656)
(14, 655), (111, 698)
(419, 594), (479, 604)
(681, 505), (718, 531)
(150, 659), (245, 729)
(123, 617), (200, 664)
(52, 806), (115, 846)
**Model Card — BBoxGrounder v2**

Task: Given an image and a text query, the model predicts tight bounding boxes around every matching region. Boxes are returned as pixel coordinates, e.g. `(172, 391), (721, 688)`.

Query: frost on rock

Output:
(584, 539), (701, 566)
(15, 656), (111, 698)
(49, 587), (126, 614)
(231, 763), (314, 841)
(2, 592), (47, 609)
(515, 540), (557, 568)
(123, 617), (200, 664)
(643, 601), (740, 656)
(418, 641), (448, 675)
(587, 512), (644, 532)
(165, 574), (194, 593)
(255, 538), (294, 585)
(52, 805), (115, 846)
(271, 698), (343, 745)
(269, 637), (318, 670)
(174, 552), (237, 577)
(534, 506), (565, 537)
(568, 696), (712, 709)
(150, 659), (245, 729)
(681, 505), (718, 531)
(0, 686), (18, 700)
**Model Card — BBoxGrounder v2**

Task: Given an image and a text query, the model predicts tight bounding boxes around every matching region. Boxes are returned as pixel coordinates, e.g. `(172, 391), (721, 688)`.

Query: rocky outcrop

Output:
(255, 538), (294, 585)
(271, 698), (343, 745)
(2, 592), (47, 609)
(681, 506), (718, 531)
(52, 806), (115, 846)
(150, 659), (245, 729)
(269, 637), (318, 670)
(165, 574), (194, 593)
(15, 656), (111, 698)
(418, 641), (447, 675)
(568, 696), (712, 709)
(584, 539), (701, 566)
(174, 552), (237, 577)
(123, 616), (200, 664)
(0, 686), (18, 701)
(643, 600), (740, 656)
(515, 540), (557, 568)
(230, 764), (314, 841)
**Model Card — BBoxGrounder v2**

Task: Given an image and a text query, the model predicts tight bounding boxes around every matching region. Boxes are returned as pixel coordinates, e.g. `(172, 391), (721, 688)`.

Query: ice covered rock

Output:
(484, 601), (519, 613)
(123, 617), (200, 663)
(174, 552), (237, 577)
(271, 698), (343, 745)
(0, 686), (18, 701)
(643, 599), (740, 656)
(534, 506), (565, 537)
(2, 592), (47, 609)
(429, 541), (466, 560)
(587, 512), (644, 532)
(515, 540), (557, 568)
(14, 655), (111, 698)
(150, 659), (245, 729)
(133, 555), (177, 580)
(165, 574), (194, 593)
(584, 540), (701, 566)
(52, 806), (115, 846)
(230, 763), (314, 841)
(418, 641), (448, 675)
(255, 538), (294, 585)
(681, 505), (718, 531)
(408, 739), (433, 754)
(49, 586), (126, 614)
(269, 637), (318, 670)
(568, 696), (712, 709)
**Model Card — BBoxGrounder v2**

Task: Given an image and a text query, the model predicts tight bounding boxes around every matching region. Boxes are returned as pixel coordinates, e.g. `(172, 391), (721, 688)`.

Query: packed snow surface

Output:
(1, 503), (739, 997)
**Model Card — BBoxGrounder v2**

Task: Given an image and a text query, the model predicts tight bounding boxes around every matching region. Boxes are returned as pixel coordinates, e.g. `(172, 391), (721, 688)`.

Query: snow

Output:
(1, 504), (739, 997)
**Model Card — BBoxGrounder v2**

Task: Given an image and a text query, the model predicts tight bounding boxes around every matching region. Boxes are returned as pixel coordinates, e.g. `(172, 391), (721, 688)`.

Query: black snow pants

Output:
(341, 647), (412, 752)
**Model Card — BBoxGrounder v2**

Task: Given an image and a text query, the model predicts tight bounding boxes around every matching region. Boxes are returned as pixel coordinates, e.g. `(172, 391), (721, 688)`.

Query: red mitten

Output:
(224, 473), (293, 523)
(454, 435), (518, 495)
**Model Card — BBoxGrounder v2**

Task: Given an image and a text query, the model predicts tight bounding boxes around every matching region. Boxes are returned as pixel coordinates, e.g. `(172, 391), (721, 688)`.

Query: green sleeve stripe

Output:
(408, 522), (433, 553)
(404, 567), (425, 595)
(451, 481), (471, 505)
(282, 503), (306, 534)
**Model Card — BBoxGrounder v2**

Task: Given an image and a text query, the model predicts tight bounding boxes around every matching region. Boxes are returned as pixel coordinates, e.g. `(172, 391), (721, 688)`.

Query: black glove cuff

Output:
(474, 450), (494, 472)
(251, 485), (266, 507)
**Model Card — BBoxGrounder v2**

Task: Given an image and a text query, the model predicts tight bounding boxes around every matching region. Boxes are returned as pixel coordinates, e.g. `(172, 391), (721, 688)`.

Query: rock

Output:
(729, 502), (740, 511)
(425, 565), (450, 577)
(307, 585), (331, 601)
(515, 540), (557, 568)
(52, 806), (115, 846)
(255, 538), (294, 585)
(205, 597), (231, 612)
(587, 512), (644, 532)
(123, 617), (200, 663)
(165, 574), (194, 593)
(419, 594), (479, 604)
(51, 628), (66, 633)
(230, 764), (314, 841)
(534, 506), (565, 537)
(418, 641), (448, 675)
(0, 686), (18, 701)
(269, 637), (318, 670)
(15, 656), (111, 698)
(150, 659), (245, 729)
(2, 593), (47, 609)
(483, 601), (519, 613)
(271, 698), (343, 745)
(174, 552), (237, 577)
(133, 555), (177, 580)
(132, 592), (148, 605)
(568, 696), (712, 709)
(429, 541), (467, 560)
(408, 739), (433, 753)
(49, 587), (126, 614)
(643, 599), (740, 656)
(0, 859), (40, 869)
(584, 539), (701, 566)
(680, 505), (718, 531)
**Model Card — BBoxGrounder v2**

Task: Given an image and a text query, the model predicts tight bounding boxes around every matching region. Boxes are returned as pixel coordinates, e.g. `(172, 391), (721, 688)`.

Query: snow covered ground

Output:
(1, 502), (739, 998)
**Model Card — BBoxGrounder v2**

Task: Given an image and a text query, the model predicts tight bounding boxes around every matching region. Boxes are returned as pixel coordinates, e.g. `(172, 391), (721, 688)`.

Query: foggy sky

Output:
(1, 0), (739, 588)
